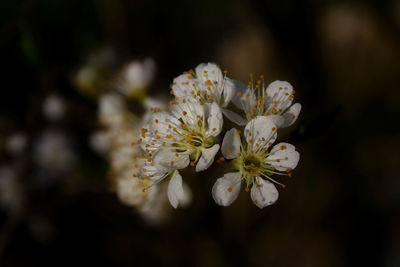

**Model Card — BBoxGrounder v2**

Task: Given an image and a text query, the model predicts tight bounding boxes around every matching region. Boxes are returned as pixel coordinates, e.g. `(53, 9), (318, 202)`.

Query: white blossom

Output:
(229, 78), (301, 127)
(136, 98), (223, 207)
(89, 131), (111, 155)
(74, 47), (116, 96)
(98, 93), (127, 127)
(139, 99), (222, 172)
(95, 93), (187, 220)
(34, 131), (75, 172)
(115, 58), (155, 98)
(171, 62), (236, 109)
(212, 116), (300, 208)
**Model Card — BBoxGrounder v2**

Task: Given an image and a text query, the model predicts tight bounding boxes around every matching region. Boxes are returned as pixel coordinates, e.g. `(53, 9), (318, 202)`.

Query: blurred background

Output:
(1, 0), (400, 266)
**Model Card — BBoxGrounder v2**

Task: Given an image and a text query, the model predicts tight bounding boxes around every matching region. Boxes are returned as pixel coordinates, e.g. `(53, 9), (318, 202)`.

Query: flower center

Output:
(241, 153), (263, 176)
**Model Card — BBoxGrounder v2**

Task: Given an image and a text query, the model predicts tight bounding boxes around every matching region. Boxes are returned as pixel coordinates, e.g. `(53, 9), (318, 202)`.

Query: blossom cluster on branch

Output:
(132, 62), (301, 210)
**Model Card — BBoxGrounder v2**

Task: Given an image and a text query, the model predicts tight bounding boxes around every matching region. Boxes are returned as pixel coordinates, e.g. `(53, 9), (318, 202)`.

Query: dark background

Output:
(1, 0), (400, 266)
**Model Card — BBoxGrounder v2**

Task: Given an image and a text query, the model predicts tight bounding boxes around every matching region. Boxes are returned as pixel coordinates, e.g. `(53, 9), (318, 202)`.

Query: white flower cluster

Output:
(92, 92), (191, 224)
(135, 62), (301, 209)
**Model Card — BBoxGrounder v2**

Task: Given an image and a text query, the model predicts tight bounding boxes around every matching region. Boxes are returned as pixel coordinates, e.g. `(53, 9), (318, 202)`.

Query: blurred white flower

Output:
(74, 47), (116, 97)
(98, 93), (127, 127)
(229, 78), (301, 127)
(43, 94), (66, 121)
(116, 58), (155, 98)
(89, 131), (111, 155)
(115, 164), (154, 207)
(34, 131), (75, 172)
(94, 93), (184, 222)
(0, 166), (23, 210)
(171, 62), (236, 109)
(212, 116), (299, 208)
(6, 132), (27, 156)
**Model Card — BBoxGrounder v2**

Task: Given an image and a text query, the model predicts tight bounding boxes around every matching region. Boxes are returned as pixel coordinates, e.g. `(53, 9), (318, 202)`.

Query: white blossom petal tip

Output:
(196, 144), (220, 172)
(250, 178), (279, 208)
(221, 128), (241, 159)
(168, 171), (184, 208)
(212, 172), (242, 206)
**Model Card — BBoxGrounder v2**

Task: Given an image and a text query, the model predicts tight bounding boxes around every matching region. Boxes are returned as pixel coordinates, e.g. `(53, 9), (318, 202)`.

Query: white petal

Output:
(268, 115), (285, 129)
(266, 80), (293, 102)
(278, 103), (302, 128)
(153, 148), (190, 170)
(195, 63), (223, 84)
(168, 171), (184, 208)
(212, 172), (242, 206)
(221, 128), (241, 159)
(266, 142), (300, 171)
(244, 116), (277, 150)
(137, 160), (169, 182)
(139, 123), (157, 152)
(221, 78), (235, 107)
(250, 177), (279, 208)
(265, 80), (295, 115)
(196, 144), (220, 172)
(171, 73), (197, 98)
(206, 102), (223, 136)
(149, 112), (180, 134)
(172, 99), (204, 126)
(231, 80), (248, 109)
(221, 108), (247, 126)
